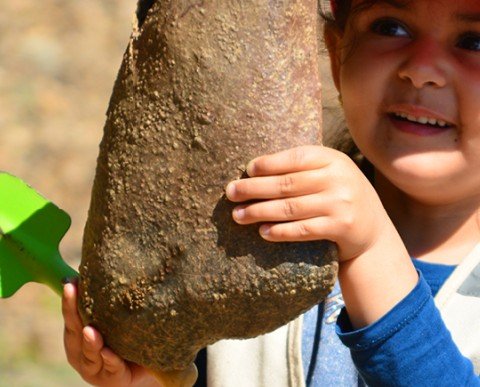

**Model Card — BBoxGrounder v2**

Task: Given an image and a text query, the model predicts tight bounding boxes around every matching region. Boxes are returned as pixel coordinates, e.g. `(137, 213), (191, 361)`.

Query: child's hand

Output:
(226, 145), (389, 262)
(226, 145), (418, 328)
(62, 283), (197, 387)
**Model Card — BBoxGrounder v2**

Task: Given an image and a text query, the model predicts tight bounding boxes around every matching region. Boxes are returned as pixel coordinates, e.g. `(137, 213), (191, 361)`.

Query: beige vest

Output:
(435, 244), (480, 374)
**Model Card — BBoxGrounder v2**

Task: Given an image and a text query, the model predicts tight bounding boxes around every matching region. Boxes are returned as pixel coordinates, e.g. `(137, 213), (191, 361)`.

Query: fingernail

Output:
(233, 207), (245, 220)
(259, 224), (271, 236)
(225, 182), (236, 199)
(63, 283), (73, 296)
(83, 327), (94, 343)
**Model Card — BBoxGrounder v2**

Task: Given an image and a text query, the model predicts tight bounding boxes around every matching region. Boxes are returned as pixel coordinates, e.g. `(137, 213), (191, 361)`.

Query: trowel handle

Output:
(44, 252), (79, 296)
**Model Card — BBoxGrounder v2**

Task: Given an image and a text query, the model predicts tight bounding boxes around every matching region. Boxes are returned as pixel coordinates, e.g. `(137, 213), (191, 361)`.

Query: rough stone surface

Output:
(79, 0), (338, 373)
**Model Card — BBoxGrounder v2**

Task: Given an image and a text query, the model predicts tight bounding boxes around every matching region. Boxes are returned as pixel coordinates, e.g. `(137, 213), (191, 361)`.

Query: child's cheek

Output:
(455, 55), (480, 86)
(452, 57), (480, 131)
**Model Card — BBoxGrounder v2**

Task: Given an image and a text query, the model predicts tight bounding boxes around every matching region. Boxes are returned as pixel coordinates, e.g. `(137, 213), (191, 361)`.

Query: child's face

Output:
(329, 0), (480, 204)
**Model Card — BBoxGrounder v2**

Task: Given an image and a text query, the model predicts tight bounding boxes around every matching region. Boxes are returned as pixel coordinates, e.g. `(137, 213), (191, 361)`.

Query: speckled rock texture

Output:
(79, 0), (338, 373)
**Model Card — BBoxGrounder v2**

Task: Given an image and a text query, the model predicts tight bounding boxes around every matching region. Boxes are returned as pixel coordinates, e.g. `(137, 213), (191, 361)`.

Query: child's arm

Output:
(226, 145), (418, 328)
(336, 272), (480, 385)
(62, 283), (197, 387)
(227, 145), (480, 384)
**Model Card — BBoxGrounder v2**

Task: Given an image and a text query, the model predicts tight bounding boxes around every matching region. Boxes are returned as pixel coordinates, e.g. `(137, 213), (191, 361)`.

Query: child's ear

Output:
(324, 24), (342, 93)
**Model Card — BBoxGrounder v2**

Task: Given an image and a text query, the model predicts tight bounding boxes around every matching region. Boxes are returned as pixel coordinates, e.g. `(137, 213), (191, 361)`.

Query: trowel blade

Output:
(0, 172), (77, 297)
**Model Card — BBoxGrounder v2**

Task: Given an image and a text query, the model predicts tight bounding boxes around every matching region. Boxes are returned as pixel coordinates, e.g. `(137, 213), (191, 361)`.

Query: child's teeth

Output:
(394, 112), (449, 127)
(418, 116), (428, 124)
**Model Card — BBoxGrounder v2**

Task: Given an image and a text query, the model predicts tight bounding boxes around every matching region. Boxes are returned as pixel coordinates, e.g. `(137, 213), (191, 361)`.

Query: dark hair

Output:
(322, 0), (353, 31)
(322, 0), (382, 31)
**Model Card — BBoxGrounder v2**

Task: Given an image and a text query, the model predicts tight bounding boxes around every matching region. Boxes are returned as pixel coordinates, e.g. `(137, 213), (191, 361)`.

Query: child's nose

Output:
(397, 38), (448, 89)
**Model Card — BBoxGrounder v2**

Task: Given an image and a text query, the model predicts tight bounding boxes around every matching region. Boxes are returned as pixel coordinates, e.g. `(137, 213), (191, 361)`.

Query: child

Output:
(62, 0), (480, 385)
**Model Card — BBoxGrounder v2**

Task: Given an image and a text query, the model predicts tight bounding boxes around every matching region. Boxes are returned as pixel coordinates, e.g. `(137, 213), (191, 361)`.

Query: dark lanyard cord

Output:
(305, 302), (325, 387)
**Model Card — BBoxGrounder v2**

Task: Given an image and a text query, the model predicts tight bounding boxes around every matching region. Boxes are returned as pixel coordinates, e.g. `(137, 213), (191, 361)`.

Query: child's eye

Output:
(457, 33), (480, 52)
(370, 18), (409, 38)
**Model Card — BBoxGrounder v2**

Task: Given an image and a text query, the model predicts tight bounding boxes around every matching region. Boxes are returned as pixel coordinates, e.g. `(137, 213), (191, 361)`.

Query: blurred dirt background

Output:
(0, 1), (339, 386)
(0, 1), (134, 385)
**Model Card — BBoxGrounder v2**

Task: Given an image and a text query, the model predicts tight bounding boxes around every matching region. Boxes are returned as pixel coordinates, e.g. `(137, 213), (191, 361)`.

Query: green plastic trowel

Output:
(0, 172), (78, 298)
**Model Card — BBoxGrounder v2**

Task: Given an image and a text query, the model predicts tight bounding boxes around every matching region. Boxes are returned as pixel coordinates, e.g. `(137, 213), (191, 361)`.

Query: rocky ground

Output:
(0, 1), (339, 386)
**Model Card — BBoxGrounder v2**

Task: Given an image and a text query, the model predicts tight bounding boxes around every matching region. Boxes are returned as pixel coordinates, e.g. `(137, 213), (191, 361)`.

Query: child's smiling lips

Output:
(386, 103), (456, 136)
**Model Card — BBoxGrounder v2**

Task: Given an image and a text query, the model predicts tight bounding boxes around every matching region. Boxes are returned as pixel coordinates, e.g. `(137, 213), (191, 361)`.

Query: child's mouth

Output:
(388, 112), (454, 136)
(390, 112), (452, 128)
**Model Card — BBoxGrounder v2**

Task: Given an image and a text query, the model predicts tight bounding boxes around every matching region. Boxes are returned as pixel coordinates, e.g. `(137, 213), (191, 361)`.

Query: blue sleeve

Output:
(336, 272), (480, 386)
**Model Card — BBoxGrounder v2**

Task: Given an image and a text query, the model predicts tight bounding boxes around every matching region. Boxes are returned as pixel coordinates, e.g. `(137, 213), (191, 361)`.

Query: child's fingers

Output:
(232, 194), (329, 224)
(246, 145), (332, 177)
(100, 347), (128, 376)
(62, 283), (83, 368)
(80, 326), (105, 377)
(226, 169), (327, 202)
(62, 283), (83, 334)
(259, 217), (336, 242)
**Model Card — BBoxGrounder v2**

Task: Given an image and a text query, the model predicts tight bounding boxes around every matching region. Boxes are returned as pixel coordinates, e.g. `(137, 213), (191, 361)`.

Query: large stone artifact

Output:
(79, 0), (338, 373)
